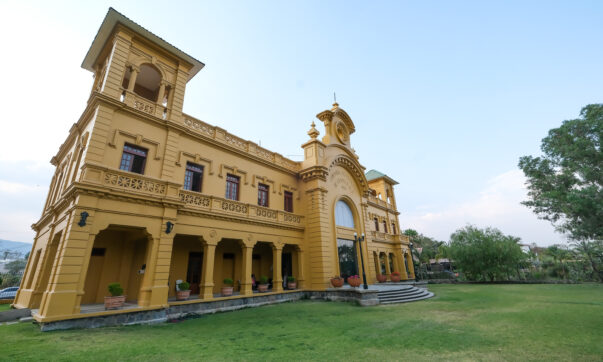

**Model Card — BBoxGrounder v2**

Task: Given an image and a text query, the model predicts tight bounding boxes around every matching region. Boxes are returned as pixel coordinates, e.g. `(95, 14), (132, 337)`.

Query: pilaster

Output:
(240, 245), (253, 296)
(272, 244), (283, 292)
(201, 242), (217, 299)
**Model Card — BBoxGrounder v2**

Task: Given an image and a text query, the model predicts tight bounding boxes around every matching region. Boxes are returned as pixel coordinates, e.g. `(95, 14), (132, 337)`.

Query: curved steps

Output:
(377, 286), (434, 304)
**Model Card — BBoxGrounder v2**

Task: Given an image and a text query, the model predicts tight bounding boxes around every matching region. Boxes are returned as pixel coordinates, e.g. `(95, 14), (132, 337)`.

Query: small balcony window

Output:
(258, 183), (269, 207)
(284, 191), (293, 213)
(119, 144), (147, 174)
(382, 221), (388, 233)
(225, 174), (240, 201)
(374, 218), (379, 231)
(184, 162), (204, 192)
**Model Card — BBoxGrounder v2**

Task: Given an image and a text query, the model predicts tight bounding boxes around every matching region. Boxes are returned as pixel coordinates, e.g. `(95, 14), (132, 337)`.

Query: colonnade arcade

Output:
(77, 225), (304, 309)
(372, 249), (415, 280)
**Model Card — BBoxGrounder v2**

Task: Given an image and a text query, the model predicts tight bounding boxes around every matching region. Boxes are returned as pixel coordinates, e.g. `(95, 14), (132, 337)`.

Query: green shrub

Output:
(259, 276), (269, 284)
(287, 276), (295, 282)
(178, 281), (190, 291)
(108, 282), (123, 297)
(223, 278), (233, 285)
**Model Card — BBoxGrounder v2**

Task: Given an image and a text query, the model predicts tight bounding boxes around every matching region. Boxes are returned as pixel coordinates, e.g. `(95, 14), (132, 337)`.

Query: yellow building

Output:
(14, 8), (416, 326)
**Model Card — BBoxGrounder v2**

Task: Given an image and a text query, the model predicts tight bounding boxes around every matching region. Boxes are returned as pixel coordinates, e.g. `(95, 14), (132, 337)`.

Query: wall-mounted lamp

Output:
(165, 221), (174, 234)
(78, 211), (89, 227)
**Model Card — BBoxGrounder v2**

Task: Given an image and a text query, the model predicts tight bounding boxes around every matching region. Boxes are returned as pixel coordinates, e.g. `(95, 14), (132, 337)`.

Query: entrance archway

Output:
(334, 199), (360, 282)
(81, 226), (151, 305)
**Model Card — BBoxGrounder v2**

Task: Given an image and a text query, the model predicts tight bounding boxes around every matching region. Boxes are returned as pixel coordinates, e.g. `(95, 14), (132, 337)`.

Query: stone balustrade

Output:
(179, 190), (305, 228)
(369, 230), (403, 243)
(80, 163), (181, 200)
(122, 90), (167, 119)
(183, 114), (300, 173)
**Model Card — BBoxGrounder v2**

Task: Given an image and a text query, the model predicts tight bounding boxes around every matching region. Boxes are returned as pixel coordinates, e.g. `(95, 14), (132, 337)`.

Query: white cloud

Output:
(0, 211), (37, 243)
(0, 180), (40, 194)
(400, 169), (568, 246)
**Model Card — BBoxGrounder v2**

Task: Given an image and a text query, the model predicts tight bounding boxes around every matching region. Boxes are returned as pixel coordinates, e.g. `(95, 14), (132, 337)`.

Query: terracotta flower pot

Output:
(176, 290), (191, 301)
(287, 282), (297, 290)
(258, 284), (269, 293)
(347, 277), (362, 287)
(376, 274), (387, 283)
(390, 274), (401, 282)
(104, 295), (126, 310)
(221, 286), (234, 296)
(330, 277), (344, 288)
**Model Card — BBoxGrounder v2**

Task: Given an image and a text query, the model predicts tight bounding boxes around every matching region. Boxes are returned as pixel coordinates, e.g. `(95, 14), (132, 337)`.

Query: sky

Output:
(0, 0), (601, 246)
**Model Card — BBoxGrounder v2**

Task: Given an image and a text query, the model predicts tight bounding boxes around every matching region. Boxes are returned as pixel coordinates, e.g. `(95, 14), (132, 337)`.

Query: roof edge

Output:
(81, 8), (204, 81)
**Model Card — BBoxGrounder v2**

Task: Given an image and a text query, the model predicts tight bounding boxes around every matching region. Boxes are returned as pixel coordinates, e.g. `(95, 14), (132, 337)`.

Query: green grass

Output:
(0, 304), (10, 312)
(1, 284), (602, 361)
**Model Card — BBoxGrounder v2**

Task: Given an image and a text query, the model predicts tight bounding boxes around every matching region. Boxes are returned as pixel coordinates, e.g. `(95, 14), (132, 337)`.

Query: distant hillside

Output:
(0, 239), (32, 259)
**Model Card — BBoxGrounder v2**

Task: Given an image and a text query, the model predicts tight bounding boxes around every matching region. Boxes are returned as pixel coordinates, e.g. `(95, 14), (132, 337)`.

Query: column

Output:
(406, 251), (415, 279)
(240, 245), (253, 296)
(384, 253), (392, 275)
(398, 251), (409, 280)
(38, 210), (92, 318)
(127, 66), (139, 91)
(157, 80), (166, 104)
(296, 249), (306, 289)
(201, 243), (216, 299)
(272, 245), (283, 292)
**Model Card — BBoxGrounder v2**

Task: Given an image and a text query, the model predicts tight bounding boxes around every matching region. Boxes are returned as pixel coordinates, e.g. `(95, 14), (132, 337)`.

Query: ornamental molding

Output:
(328, 155), (368, 193)
(300, 166), (329, 182)
(108, 128), (162, 160)
(176, 151), (215, 175)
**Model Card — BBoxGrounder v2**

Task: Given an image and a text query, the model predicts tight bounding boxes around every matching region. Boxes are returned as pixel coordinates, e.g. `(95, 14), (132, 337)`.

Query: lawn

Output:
(1, 284), (602, 361)
(0, 304), (10, 312)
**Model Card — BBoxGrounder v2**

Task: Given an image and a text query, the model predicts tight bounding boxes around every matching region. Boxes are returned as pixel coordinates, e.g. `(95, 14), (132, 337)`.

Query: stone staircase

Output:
(377, 285), (434, 304)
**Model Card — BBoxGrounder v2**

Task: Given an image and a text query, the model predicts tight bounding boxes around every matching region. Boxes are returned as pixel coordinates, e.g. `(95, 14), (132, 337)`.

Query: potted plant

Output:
(330, 276), (344, 288)
(104, 282), (126, 310)
(222, 278), (234, 296)
(376, 274), (387, 283)
(287, 276), (297, 289)
(347, 275), (362, 287)
(257, 276), (269, 292)
(390, 271), (401, 282)
(177, 281), (191, 300)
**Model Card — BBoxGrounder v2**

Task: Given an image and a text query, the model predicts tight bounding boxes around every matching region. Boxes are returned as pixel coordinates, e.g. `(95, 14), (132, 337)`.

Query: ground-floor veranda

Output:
(17, 212), (414, 322)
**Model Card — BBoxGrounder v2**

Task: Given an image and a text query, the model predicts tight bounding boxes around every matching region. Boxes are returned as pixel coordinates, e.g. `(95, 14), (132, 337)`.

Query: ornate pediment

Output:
(328, 155), (368, 194)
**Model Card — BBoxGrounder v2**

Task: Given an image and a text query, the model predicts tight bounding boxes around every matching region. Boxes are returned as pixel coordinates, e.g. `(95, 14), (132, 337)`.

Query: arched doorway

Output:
(334, 199), (359, 282)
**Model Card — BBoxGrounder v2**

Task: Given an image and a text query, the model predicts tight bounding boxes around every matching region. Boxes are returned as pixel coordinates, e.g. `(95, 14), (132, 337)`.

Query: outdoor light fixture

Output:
(354, 232), (368, 290)
(78, 211), (89, 227)
(165, 221), (174, 234)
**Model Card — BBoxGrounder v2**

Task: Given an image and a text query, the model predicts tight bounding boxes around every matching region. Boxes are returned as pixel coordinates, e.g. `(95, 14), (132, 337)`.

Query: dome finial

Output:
(307, 121), (320, 139)
(333, 92), (339, 108)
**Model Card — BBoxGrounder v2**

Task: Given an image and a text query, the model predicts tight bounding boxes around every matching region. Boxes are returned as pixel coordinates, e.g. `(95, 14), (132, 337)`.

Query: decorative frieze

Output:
(180, 191), (210, 207)
(182, 114), (300, 173)
(183, 117), (215, 137)
(103, 172), (166, 195)
(179, 191), (304, 228)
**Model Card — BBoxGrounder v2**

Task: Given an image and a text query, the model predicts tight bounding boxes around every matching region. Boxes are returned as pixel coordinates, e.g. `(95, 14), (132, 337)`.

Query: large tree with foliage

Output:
(449, 225), (527, 282)
(518, 104), (602, 241)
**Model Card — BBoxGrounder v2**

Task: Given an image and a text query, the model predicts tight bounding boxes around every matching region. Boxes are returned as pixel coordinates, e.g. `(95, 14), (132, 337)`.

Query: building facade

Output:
(14, 8), (414, 323)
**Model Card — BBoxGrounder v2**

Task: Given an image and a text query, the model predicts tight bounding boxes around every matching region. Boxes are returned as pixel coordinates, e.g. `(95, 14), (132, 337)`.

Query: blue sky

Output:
(1, 0), (601, 245)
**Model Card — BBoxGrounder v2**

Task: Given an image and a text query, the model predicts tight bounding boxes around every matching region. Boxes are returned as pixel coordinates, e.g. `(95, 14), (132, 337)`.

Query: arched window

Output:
(335, 200), (355, 228)
(134, 64), (161, 101)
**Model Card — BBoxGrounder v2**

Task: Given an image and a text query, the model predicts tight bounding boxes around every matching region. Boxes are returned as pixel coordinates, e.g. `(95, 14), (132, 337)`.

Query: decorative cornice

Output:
(300, 166), (329, 182)
(328, 155), (368, 193)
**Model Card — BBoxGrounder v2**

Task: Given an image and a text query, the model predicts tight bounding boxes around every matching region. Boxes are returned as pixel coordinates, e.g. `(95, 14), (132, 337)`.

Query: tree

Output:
(518, 104), (603, 241)
(571, 240), (603, 281)
(449, 225), (527, 282)
(5, 259), (26, 276)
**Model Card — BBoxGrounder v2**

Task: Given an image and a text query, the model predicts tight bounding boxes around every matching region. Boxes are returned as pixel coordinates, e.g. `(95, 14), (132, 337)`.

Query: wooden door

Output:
(186, 252), (203, 294)
(82, 248), (105, 304)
